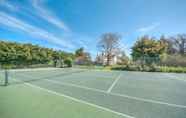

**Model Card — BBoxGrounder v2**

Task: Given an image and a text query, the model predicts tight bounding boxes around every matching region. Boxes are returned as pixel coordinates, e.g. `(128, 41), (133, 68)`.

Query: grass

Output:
(157, 66), (186, 73)
(0, 83), (124, 118)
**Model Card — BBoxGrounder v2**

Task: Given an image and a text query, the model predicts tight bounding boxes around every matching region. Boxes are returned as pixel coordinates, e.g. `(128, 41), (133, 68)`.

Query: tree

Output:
(60, 51), (75, 60)
(75, 47), (84, 57)
(131, 35), (167, 65)
(97, 33), (121, 66)
(160, 35), (176, 54)
(160, 34), (186, 55)
(52, 51), (60, 67)
(117, 51), (129, 65)
(64, 58), (73, 67)
(83, 52), (92, 65)
(0, 40), (75, 68)
(74, 48), (92, 65)
(171, 34), (186, 55)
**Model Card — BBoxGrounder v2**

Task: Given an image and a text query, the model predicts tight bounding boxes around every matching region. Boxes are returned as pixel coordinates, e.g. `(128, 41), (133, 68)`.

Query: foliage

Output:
(115, 64), (154, 72)
(117, 51), (129, 65)
(157, 66), (186, 73)
(111, 64), (186, 73)
(1, 32), (186, 73)
(131, 35), (167, 65)
(160, 34), (186, 55)
(64, 58), (73, 67)
(75, 48), (92, 65)
(0, 41), (74, 68)
(75, 47), (84, 57)
(60, 51), (75, 60)
(160, 54), (186, 67)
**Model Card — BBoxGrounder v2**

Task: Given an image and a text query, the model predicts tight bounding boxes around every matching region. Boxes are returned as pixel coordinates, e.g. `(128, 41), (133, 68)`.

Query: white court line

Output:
(164, 73), (186, 82)
(107, 74), (122, 93)
(2, 67), (113, 73)
(46, 79), (107, 93)
(15, 79), (134, 118)
(10, 71), (186, 109)
(8, 68), (60, 72)
(45, 79), (186, 109)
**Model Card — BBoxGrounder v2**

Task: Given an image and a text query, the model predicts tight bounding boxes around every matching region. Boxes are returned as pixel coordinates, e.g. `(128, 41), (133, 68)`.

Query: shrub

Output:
(111, 64), (186, 73)
(111, 65), (141, 71)
(161, 54), (186, 67)
(64, 58), (72, 67)
(158, 66), (186, 73)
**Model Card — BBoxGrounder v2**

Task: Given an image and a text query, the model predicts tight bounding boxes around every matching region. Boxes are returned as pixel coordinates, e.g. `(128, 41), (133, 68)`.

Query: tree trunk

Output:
(106, 53), (111, 66)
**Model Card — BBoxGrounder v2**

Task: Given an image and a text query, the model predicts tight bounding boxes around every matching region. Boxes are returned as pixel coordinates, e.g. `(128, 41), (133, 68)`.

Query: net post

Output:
(4, 69), (9, 86)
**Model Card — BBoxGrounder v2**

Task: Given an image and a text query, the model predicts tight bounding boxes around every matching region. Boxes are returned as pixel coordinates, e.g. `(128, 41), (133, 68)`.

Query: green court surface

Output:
(0, 68), (186, 118)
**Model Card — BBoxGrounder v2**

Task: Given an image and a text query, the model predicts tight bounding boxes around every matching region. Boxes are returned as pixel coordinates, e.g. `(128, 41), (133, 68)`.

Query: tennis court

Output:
(0, 68), (186, 118)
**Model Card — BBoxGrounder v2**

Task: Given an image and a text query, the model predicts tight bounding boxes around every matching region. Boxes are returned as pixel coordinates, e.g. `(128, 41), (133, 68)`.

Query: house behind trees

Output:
(95, 51), (125, 65)
(95, 52), (116, 65)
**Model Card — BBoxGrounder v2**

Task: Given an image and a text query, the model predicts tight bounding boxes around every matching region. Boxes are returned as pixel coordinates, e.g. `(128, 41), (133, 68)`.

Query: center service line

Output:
(107, 73), (122, 93)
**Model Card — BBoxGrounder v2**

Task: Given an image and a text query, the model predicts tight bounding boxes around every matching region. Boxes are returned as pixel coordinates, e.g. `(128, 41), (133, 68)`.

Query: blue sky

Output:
(0, 0), (186, 58)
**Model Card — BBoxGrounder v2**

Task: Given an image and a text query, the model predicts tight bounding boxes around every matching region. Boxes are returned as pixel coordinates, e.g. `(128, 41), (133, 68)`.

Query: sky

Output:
(0, 0), (186, 58)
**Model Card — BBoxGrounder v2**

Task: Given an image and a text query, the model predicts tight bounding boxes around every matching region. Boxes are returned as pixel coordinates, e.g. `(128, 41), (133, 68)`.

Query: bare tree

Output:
(161, 34), (186, 55)
(97, 33), (121, 66)
(173, 34), (186, 55)
(160, 35), (174, 54)
(117, 50), (129, 65)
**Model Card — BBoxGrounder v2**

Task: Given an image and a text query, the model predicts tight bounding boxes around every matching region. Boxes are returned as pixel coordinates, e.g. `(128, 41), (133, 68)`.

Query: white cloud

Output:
(0, 0), (70, 32)
(0, 0), (19, 11)
(0, 12), (74, 49)
(137, 23), (160, 33)
(0, 0), (73, 49)
(31, 0), (70, 32)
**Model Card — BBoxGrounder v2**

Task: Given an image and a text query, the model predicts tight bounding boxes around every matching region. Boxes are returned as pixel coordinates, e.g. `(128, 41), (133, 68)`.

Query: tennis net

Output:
(0, 70), (9, 86)
(2, 68), (87, 86)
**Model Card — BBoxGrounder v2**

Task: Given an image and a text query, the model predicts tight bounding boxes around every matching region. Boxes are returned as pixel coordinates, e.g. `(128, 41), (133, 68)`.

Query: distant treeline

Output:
(0, 41), (74, 68)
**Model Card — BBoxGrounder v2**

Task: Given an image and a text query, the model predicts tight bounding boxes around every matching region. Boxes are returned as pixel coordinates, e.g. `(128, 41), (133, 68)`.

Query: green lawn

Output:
(0, 83), (124, 118)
